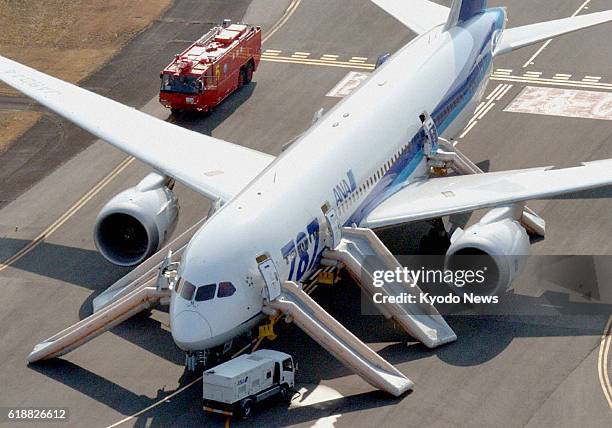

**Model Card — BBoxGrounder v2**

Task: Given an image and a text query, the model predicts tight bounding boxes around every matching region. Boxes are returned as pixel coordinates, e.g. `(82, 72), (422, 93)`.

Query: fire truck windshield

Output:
(161, 75), (201, 94)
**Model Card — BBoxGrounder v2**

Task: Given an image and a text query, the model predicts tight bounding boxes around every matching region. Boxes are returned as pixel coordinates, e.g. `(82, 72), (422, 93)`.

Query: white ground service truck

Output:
(202, 349), (295, 419)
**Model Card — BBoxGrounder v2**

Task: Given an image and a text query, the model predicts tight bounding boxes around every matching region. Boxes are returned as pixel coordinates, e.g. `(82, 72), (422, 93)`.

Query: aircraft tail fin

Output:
(369, 0), (450, 35)
(445, 0), (488, 30)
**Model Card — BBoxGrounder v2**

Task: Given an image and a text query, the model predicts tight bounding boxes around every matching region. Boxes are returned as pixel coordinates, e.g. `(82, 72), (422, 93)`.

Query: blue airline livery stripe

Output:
(345, 9), (505, 228)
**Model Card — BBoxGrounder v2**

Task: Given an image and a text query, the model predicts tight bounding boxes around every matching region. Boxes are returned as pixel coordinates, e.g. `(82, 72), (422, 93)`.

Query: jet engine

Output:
(94, 172), (179, 266)
(445, 205), (530, 296)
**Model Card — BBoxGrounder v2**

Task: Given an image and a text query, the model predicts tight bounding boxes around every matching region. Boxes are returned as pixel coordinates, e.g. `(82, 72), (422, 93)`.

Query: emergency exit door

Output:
(257, 254), (281, 302)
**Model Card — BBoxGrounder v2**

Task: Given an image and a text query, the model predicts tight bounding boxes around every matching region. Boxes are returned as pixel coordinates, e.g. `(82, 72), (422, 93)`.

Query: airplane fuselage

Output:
(170, 8), (507, 352)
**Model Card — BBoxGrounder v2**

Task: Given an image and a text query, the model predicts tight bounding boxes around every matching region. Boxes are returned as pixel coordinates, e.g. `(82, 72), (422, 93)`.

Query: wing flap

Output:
(362, 160), (612, 229)
(370, 0), (450, 34)
(494, 10), (612, 56)
(0, 55), (274, 202)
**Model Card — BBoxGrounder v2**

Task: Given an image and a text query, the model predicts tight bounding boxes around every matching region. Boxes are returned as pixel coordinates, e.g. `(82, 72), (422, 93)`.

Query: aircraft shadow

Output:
(0, 238), (129, 291)
(267, 281), (612, 386)
(29, 360), (201, 417)
(1, 237), (183, 363)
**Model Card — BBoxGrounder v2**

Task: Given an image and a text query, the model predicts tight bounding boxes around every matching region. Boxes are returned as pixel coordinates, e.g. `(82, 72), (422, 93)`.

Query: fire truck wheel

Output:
(238, 68), (246, 88)
(170, 108), (182, 115)
(245, 61), (254, 84)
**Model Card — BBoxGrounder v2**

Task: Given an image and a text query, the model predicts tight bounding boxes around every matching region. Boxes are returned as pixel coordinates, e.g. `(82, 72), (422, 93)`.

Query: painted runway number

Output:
(505, 86), (612, 121)
(326, 71), (370, 98)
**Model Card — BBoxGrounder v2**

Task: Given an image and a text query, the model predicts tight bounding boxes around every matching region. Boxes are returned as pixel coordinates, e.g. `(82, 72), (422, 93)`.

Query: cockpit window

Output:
(217, 282), (236, 298)
(179, 280), (196, 301)
(195, 283), (216, 302)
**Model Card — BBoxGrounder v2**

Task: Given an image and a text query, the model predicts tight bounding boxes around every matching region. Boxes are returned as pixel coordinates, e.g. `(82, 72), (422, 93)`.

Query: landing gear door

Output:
(322, 202), (341, 249)
(257, 254), (281, 302)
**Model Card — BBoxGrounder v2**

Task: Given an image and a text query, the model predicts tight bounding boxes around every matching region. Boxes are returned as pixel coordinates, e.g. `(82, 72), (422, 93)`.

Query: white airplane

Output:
(2, 0), (612, 392)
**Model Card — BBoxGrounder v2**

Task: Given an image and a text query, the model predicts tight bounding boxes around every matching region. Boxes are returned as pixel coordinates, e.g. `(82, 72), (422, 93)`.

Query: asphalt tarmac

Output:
(0, 1), (611, 427)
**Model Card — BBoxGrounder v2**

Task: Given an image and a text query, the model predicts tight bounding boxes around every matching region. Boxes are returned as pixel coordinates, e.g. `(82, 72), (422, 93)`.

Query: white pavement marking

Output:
(598, 316), (612, 409)
(326, 71), (370, 98)
(494, 69), (512, 76)
(522, 0), (592, 67)
(459, 120), (478, 139)
(486, 83), (506, 100)
(553, 73), (572, 80)
(264, 49), (281, 56)
(473, 101), (486, 116)
(504, 86), (612, 121)
(583, 76), (602, 82)
(496, 84), (514, 100)
(491, 73), (612, 91)
(460, 84), (513, 141)
(477, 102), (496, 120)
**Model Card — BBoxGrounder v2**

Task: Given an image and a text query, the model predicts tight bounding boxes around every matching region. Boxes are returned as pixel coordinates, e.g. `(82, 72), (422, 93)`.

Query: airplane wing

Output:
(0, 55), (274, 203)
(370, 0), (450, 35)
(361, 160), (612, 229)
(494, 10), (612, 56)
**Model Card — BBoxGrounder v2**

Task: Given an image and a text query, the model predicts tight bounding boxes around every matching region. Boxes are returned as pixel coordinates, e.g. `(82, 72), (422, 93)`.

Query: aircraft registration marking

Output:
(505, 86), (612, 121)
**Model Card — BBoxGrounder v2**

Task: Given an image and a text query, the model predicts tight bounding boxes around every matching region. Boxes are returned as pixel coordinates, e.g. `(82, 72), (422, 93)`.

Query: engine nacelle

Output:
(94, 173), (179, 266)
(445, 205), (530, 296)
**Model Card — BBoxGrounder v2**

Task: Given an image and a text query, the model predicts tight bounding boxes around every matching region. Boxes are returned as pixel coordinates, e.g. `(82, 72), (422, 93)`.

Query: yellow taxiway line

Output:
(261, 54), (375, 71)
(491, 72), (612, 91)
(0, 156), (135, 273)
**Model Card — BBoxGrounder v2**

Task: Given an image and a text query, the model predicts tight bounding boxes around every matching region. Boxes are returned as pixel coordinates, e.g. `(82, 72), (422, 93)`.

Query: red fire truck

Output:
(159, 21), (261, 113)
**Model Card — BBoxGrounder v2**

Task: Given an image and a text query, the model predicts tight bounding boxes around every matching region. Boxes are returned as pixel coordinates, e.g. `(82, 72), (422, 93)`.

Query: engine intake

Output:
(445, 205), (529, 296)
(94, 173), (179, 266)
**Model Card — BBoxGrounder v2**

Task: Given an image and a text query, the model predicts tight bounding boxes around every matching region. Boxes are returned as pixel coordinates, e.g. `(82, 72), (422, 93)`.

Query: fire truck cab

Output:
(159, 21), (261, 113)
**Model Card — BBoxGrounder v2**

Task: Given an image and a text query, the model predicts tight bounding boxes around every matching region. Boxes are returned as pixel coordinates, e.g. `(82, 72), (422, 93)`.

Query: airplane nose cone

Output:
(171, 310), (213, 351)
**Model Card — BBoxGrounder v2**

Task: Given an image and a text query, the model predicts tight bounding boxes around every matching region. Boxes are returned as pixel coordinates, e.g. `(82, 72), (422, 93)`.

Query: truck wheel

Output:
(170, 108), (182, 115)
(238, 68), (246, 89)
(279, 384), (290, 402)
(245, 62), (254, 84)
(240, 398), (253, 419)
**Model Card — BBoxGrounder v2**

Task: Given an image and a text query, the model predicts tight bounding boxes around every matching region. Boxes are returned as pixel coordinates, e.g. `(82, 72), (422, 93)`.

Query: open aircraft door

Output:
(257, 254), (281, 302)
(321, 202), (341, 248)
